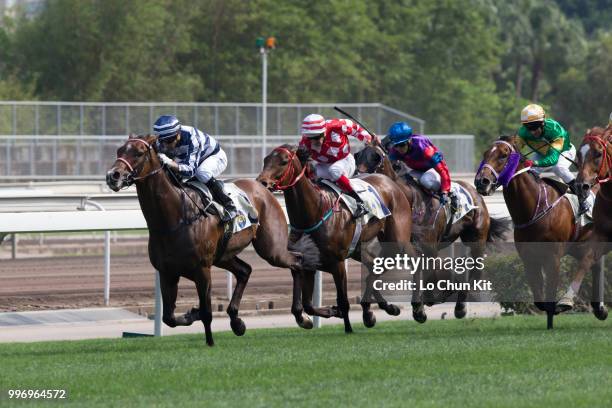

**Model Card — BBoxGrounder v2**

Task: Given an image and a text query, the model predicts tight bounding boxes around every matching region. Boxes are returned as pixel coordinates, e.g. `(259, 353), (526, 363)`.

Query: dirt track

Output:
(0, 238), (362, 313)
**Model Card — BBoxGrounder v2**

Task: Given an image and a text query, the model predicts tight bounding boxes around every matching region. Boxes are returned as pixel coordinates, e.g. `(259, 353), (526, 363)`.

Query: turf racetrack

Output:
(1, 315), (610, 407)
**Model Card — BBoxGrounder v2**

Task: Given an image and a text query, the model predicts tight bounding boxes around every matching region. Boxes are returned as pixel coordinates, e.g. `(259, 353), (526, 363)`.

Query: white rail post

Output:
(80, 198), (111, 306)
(313, 271), (322, 328)
(11, 233), (17, 259)
(154, 270), (163, 337)
(226, 271), (233, 300)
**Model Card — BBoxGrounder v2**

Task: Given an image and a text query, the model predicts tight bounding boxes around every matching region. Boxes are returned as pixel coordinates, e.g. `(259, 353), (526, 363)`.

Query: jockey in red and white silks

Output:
(299, 114), (373, 217)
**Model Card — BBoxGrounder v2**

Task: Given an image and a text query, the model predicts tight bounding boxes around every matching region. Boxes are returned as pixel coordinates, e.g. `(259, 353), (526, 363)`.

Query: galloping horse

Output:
(355, 144), (510, 322)
(257, 144), (414, 333)
(475, 135), (605, 329)
(106, 135), (318, 346)
(576, 125), (612, 316)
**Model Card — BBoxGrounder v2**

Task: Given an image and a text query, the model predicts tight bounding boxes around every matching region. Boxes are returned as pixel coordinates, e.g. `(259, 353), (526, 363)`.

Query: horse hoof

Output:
(363, 311), (376, 328)
(454, 306), (467, 319)
(386, 304), (401, 316)
(413, 312), (427, 324)
(555, 303), (573, 315)
(594, 307), (608, 321)
(345, 327), (354, 334)
(205, 339), (215, 347)
(230, 318), (246, 336)
(298, 316), (314, 330)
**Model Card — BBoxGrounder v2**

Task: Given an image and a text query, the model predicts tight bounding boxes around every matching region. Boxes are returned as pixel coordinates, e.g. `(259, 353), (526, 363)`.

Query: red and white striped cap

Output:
(301, 114), (326, 136)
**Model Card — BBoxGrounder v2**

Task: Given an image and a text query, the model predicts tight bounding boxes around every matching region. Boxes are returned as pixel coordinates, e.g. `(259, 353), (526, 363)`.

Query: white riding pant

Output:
(315, 154), (356, 181)
(408, 168), (441, 191)
(531, 144), (576, 183)
(194, 149), (228, 183)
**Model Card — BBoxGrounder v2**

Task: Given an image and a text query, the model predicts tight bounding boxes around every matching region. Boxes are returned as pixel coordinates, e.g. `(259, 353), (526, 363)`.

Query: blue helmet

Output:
(388, 122), (413, 145)
(153, 115), (181, 139)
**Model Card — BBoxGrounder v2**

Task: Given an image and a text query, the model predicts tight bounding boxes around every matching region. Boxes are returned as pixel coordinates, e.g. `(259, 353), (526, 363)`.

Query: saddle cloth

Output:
(320, 178), (391, 222)
(565, 191), (595, 228)
(445, 182), (478, 225)
(185, 181), (258, 233)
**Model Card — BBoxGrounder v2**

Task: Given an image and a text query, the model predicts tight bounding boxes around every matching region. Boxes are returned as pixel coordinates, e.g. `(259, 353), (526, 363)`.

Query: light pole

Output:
(256, 36), (276, 159)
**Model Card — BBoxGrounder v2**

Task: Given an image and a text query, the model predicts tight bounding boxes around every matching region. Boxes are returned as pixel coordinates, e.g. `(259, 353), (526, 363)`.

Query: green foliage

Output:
(0, 0), (610, 153)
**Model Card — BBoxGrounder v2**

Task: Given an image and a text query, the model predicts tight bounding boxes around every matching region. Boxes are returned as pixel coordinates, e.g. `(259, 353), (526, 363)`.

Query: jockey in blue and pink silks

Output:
(387, 121), (457, 209)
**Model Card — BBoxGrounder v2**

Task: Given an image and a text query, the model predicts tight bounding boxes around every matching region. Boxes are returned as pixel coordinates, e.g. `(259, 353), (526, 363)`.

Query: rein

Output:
(270, 147), (308, 190)
(271, 147), (340, 233)
(583, 134), (612, 184)
(113, 138), (164, 186)
(477, 139), (567, 229)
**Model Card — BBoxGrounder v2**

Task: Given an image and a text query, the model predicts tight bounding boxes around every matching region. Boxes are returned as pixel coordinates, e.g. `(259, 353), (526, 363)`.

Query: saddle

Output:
(541, 177), (569, 196)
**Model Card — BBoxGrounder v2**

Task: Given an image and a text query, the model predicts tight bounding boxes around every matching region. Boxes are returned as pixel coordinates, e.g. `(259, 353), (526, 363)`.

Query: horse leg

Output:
(301, 270), (337, 319)
(411, 267), (427, 323)
(159, 272), (181, 327)
(523, 259), (546, 313)
(291, 269), (312, 329)
(454, 239), (486, 319)
(591, 256), (609, 321)
(330, 261), (353, 333)
(252, 216), (316, 329)
(216, 256), (251, 336)
(193, 266), (214, 346)
(557, 251), (594, 314)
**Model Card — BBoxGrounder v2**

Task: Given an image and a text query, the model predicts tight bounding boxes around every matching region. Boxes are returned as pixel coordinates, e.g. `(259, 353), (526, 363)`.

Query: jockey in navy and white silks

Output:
(153, 115), (237, 222)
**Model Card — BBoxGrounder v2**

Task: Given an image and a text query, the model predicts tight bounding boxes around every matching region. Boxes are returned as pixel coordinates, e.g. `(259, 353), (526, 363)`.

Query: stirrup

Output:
(353, 202), (367, 219)
(220, 206), (238, 223)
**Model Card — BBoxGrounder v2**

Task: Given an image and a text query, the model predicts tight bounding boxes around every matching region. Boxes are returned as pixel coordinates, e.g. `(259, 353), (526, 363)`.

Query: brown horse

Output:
(257, 144), (414, 333)
(475, 135), (605, 329)
(105, 135), (319, 346)
(576, 126), (612, 316)
(354, 144), (510, 322)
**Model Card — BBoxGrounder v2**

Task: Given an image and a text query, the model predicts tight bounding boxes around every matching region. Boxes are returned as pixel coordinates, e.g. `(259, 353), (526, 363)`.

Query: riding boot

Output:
(346, 189), (368, 219)
(567, 179), (589, 215)
(206, 177), (238, 223)
(335, 175), (367, 219)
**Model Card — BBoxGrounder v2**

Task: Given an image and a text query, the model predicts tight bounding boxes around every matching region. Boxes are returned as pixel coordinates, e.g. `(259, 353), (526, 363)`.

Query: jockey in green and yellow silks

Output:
(517, 104), (587, 214)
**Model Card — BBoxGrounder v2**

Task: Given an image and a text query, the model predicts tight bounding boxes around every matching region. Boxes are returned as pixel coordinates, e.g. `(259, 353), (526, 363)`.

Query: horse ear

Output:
(296, 144), (311, 164)
(128, 133), (137, 139)
(586, 128), (591, 135)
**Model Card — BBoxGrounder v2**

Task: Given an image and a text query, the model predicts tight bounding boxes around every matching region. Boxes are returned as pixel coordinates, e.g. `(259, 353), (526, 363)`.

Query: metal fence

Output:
(0, 101), (473, 180)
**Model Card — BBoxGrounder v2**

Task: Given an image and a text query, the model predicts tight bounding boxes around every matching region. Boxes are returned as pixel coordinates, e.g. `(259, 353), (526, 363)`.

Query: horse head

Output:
(576, 126), (612, 195)
(257, 144), (310, 191)
(474, 135), (525, 196)
(354, 144), (385, 174)
(106, 134), (162, 191)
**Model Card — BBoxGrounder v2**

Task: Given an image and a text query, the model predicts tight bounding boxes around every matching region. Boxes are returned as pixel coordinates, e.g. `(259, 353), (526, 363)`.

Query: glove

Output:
(159, 153), (179, 172)
(523, 159), (535, 168)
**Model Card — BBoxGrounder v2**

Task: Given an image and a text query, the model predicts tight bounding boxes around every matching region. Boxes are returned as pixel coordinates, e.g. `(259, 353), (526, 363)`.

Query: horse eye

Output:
(593, 150), (602, 158)
(499, 153), (508, 160)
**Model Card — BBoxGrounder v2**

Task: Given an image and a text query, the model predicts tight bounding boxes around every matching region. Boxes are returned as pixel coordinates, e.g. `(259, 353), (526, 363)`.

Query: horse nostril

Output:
(581, 183), (590, 192)
(481, 178), (490, 186)
(112, 171), (121, 181)
(259, 179), (268, 188)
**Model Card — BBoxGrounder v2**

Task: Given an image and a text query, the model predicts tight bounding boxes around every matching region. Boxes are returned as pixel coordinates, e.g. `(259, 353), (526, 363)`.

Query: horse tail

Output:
(288, 234), (321, 272)
(487, 216), (512, 242)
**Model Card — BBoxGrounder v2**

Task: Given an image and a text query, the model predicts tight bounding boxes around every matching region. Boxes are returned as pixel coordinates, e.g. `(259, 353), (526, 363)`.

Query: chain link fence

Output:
(0, 102), (473, 180)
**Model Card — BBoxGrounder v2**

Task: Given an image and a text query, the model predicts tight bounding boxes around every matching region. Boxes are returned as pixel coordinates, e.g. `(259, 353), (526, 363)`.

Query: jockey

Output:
(153, 115), (238, 222)
(299, 113), (373, 218)
(517, 104), (586, 213)
(387, 122), (456, 210)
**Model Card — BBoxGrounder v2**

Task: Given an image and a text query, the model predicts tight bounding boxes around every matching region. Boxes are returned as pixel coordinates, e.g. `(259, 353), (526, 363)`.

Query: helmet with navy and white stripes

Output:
(153, 115), (181, 139)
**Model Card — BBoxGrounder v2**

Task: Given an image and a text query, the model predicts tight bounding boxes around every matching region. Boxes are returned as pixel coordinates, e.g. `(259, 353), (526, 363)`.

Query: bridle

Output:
(582, 134), (612, 184)
(113, 138), (164, 187)
(476, 140), (531, 189)
(268, 147), (308, 190)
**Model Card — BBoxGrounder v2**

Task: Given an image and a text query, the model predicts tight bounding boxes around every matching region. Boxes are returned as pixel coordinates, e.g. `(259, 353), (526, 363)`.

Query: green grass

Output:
(0, 315), (610, 407)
